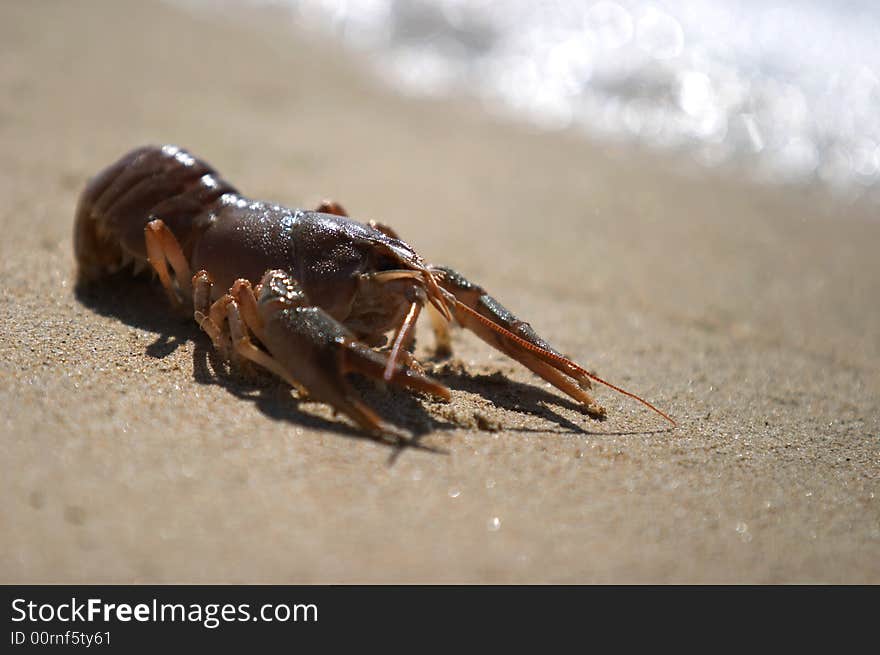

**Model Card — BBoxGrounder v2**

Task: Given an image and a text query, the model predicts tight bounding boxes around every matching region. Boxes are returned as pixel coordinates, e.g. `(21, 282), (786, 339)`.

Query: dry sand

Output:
(1, 0), (878, 583)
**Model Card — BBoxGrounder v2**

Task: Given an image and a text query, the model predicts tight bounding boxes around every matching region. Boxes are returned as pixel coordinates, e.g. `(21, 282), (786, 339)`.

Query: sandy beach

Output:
(1, 0), (877, 583)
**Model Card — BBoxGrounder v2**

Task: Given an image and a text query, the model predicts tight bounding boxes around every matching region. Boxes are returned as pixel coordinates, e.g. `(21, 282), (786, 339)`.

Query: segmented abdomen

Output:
(74, 145), (238, 280)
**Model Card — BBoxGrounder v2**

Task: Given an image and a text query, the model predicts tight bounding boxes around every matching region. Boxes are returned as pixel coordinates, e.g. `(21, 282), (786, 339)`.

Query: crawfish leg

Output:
(314, 199), (400, 241)
(364, 220), (435, 359)
(315, 200), (401, 242)
(434, 265), (606, 418)
(192, 270), (234, 358)
(221, 288), (309, 399)
(144, 219), (192, 308)
(315, 200), (348, 216)
(226, 279), (310, 398)
(367, 220), (401, 240)
(428, 303), (453, 358)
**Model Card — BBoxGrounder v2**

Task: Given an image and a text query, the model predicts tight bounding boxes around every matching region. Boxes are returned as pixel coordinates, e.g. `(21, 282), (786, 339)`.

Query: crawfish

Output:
(74, 145), (673, 438)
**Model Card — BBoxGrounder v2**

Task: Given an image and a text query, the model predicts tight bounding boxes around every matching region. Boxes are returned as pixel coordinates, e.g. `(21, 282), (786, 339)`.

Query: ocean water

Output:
(176, 0), (880, 201)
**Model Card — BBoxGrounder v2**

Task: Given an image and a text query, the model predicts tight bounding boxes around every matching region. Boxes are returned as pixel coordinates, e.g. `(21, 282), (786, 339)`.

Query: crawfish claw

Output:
(431, 265), (607, 418)
(230, 271), (450, 438)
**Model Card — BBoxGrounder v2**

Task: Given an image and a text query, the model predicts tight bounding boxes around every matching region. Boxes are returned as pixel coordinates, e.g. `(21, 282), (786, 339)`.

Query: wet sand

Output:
(1, 0), (878, 583)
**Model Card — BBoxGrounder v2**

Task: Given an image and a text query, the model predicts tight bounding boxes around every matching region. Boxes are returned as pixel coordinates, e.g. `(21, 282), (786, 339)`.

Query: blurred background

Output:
(2, 0), (877, 583)
(177, 0), (880, 205)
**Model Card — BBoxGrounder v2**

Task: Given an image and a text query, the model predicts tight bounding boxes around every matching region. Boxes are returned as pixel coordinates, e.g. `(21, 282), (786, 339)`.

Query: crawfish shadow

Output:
(192, 343), (452, 451)
(75, 273), (193, 358)
(431, 368), (671, 438)
(76, 274), (451, 448)
(75, 275), (662, 445)
(431, 368), (586, 434)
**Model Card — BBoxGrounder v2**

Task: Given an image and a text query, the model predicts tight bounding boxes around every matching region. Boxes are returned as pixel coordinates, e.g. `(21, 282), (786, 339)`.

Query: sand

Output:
(1, 0), (877, 583)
